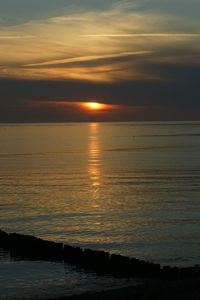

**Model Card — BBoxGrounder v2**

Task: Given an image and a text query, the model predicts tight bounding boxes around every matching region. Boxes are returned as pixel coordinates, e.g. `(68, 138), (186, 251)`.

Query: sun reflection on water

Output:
(88, 123), (101, 191)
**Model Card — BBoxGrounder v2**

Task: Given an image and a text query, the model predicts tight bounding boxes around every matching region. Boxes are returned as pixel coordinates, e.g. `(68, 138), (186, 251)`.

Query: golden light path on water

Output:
(88, 123), (101, 210)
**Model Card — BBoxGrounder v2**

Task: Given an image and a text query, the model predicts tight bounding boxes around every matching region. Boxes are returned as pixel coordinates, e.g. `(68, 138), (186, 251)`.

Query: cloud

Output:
(0, 35), (34, 39)
(0, 1), (199, 121)
(24, 51), (151, 68)
(1, 60), (199, 104)
(0, 0), (70, 26)
(0, 4), (199, 82)
(0, 65), (200, 122)
(83, 33), (200, 37)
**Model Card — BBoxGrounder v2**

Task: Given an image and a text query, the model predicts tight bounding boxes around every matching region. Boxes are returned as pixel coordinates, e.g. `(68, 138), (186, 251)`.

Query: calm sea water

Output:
(0, 122), (200, 297)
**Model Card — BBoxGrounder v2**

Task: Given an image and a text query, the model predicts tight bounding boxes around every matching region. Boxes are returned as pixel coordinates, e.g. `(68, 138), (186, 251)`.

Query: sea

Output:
(0, 121), (200, 298)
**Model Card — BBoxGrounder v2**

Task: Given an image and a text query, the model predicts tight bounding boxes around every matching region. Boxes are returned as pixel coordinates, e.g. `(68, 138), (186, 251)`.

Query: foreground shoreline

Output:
(50, 278), (200, 300)
(1, 229), (200, 299)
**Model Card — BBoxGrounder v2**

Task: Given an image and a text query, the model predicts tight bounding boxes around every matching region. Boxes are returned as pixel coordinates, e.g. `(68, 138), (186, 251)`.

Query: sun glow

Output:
(85, 102), (103, 110)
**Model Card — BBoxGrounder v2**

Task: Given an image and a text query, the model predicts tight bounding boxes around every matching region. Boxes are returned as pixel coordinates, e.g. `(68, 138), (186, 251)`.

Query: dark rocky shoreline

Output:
(1, 229), (200, 280)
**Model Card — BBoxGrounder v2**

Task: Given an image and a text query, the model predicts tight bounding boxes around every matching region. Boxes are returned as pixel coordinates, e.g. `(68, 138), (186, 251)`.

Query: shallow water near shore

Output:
(0, 121), (200, 296)
(0, 248), (137, 299)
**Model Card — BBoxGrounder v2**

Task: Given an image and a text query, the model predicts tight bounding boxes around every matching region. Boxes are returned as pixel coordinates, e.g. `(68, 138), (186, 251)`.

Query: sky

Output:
(0, 0), (200, 122)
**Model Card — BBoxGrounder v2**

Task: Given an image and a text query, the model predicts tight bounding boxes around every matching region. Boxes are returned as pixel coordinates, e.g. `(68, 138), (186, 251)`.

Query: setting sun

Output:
(84, 102), (103, 110)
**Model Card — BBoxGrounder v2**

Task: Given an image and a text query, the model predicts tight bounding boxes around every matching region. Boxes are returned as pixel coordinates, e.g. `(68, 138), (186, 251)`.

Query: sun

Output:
(84, 102), (103, 110)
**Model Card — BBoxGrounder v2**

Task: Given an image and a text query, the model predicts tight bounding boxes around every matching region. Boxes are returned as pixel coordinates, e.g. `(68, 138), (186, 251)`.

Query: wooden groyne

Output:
(0, 229), (199, 279)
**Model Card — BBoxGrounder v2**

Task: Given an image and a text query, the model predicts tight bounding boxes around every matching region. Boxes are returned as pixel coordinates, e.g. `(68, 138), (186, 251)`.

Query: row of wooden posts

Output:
(0, 229), (199, 279)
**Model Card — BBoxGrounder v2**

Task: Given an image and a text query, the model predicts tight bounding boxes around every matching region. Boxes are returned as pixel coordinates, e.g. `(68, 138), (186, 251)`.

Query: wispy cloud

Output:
(0, 0), (200, 121)
(24, 51), (151, 68)
(83, 33), (200, 37)
(0, 2), (199, 82)
(0, 35), (34, 39)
